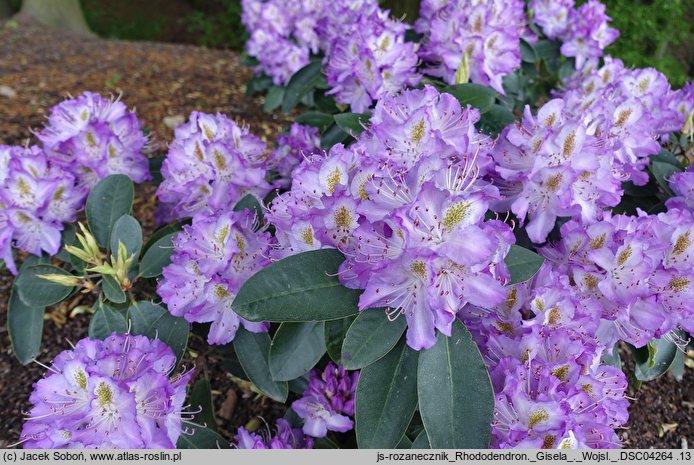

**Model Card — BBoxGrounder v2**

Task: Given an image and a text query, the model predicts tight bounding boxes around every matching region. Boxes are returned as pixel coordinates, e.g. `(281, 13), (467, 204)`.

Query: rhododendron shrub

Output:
(5, 0), (693, 452)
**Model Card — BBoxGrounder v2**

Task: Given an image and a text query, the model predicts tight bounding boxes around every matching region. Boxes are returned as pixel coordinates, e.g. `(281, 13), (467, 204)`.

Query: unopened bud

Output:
(36, 273), (83, 287)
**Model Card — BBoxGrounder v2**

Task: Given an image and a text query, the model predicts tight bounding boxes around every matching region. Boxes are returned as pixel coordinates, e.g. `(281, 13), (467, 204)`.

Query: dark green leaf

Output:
(148, 154), (165, 184)
(479, 104), (516, 136)
(333, 112), (369, 137)
(282, 61), (323, 113)
(520, 39), (536, 63)
(138, 232), (177, 278)
(324, 315), (357, 363)
(342, 309), (407, 370)
(177, 427), (229, 449)
(128, 301), (189, 365)
(141, 223), (183, 256)
(8, 285), (44, 365)
(110, 215), (142, 263)
(396, 436), (413, 449)
(650, 160), (681, 197)
(601, 344), (622, 370)
(320, 124), (350, 149)
(86, 175), (134, 247)
(442, 84), (498, 114)
(245, 74), (272, 96)
(355, 339), (419, 448)
(534, 40), (561, 62)
(504, 245), (544, 284)
(16, 264), (74, 307)
(232, 249), (361, 322)
(234, 329), (288, 402)
(296, 112), (336, 132)
(55, 224), (76, 263)
(233, 194), (264, 226)
(670, 349), (685, 381)
(633, 334), (681, 381)
(411, 430), (430, 449)
(264, 86), (285, 112)
(418, 320), (494, 448)
(189, 377), (217, 432)
(89, 301), (127, 339)
(313, 437), (340, 449)
(101, 275), (126, 304)
(651, 149), (683, 168)
(269, 322), (326, 381)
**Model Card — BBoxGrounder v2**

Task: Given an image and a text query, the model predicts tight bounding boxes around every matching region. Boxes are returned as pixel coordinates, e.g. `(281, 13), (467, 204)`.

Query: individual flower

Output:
(667, 166), (694, 211)
(156, 112), (271, 222)
(19, 333), (192, 449)
(415, 0), (526, 94)
(292, 363), (359, 438)
(268, 123), (322, 188)
(234, 419), (314, 449)
(38, 92), (151, 189)
(157, 209), (273, 345)
(0, 145), (83, 274)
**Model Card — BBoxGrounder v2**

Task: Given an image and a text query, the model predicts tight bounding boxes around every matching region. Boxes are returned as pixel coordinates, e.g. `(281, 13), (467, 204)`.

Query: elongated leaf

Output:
(86, 175), (134, 247)
(234, 329), (288, 402)
(89, 301), (127, 339)
(8, 285), (44, 365)
(177, 427), (229, 449)
(16, 264), (75, 307)
(442, 84), (498, 113)
(233, 194), (264, 226)
(296, 112), (335, 132)
(101, 275), (126, 304)
(110, 215), (142, 263)
(320, 124), (350, 149)
(325, 315), (357, 363)
(264, 86), (284, 112)
(269, 322), (326, 381)
(342, 309), (407, 370)
(232, 249), (361, 322)
(650, 160), (681, 197)
(411, 430), (430, 449)
(355, 339), (419, 448)
(418, 320), (494, 448)
(189, 378), (217, 432)
(55, 224), (76, 263)
(504, 245), (544, 284)
(141, 223), (182, 256)
(333, 112), (369, 137)
(138, 232), (177, 278)
(282, 61), (323, 113)
(128, 301), (189, 365)
(633, 334), (681, 381)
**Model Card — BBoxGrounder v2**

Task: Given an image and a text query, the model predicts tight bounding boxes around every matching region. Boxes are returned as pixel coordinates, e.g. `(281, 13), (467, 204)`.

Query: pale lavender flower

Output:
(234, 419), (314, 449)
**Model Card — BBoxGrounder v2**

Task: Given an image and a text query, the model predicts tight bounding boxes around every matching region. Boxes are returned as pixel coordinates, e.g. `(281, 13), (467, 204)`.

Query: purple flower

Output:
(667, 167), (694, 211)
(19, 333), (192, 449)
(415, 0), (525, 93)
(559, 1), (619, 70)
(234, 419), (314, 449)
(38, 92), (151, 189)
(0, 145), (84, 274)
(156, 112), (271, 222)
(291, 363), (359, 438)
(269, 123), (322, 188)
(157, 209), (273, 344)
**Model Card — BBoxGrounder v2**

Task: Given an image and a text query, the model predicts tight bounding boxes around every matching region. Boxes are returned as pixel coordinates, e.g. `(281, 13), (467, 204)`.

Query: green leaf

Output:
(479, 104), (516, 136)
(320, 124), (350, 149)
(418, 320), (494, 448)
(442, 84), (498, 114)
(138, 232), (177, 278)
(232, 249), (361, 322)
(534, 40), (561, 62)
(16, 264), (74, 307)
(263, 86), (285, 112)
(282, 61), (323, 113)
(110, 215), (142, 263)
(128, 301), (189, 365)
(313, 437), (340, 449)
(8, 284), (44, 365)
(55, 224), (76, 263)
(355, 339), (419, 448)
(411, 430), (430, 449)
(324, 315), (357, 363)
(233, 194), (264, 226)
(601, 344), (622, 370)
(86, 175), (134, 247)
(296, 112), (335, 132)
(342, 309), (407, 370)
(504, 245), (544, 285)
(233, 329), (288, 402)
(101, 275), (126, 304)
(177, 427), (229, 449)
(633, 334), (681, 381)
(520, 39), (537, 63)
(333, 112), (369, 137)
(396, 436), (413, 449)
(650, 160), (681, 197)
(670, 349), (685, 381)
(189, 377), (217, 432)
(89, 301), (127, 339)
(269, 322), (326, 381)
(245, 74), (273, 96)
(141, 223), (182, 256)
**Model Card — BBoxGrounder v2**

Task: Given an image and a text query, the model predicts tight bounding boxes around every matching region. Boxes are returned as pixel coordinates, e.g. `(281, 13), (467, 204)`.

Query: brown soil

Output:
(0, 16), (691, 449)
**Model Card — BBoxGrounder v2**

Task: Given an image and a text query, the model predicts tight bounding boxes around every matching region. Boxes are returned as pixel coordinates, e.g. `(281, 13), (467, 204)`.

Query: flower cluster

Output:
(38, 91), (150, 189)
(415, 0), (526, 94)
(323, 6), (421, 112)
(19, 333), (192, 449)
(540, 209), (694, 346)
(157, 209), (272, 345)
(0, 145), (83, 274)
(461, 264), (629, 448)
(667, 167), (694, 211)
(267, 86), (513, 350)
(268, 122), (322, 188)
(234, 419), (314, 449)
(156, 112), (271, 223)
(292, 363), (359, 438)
(530, 0), (619, 70)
